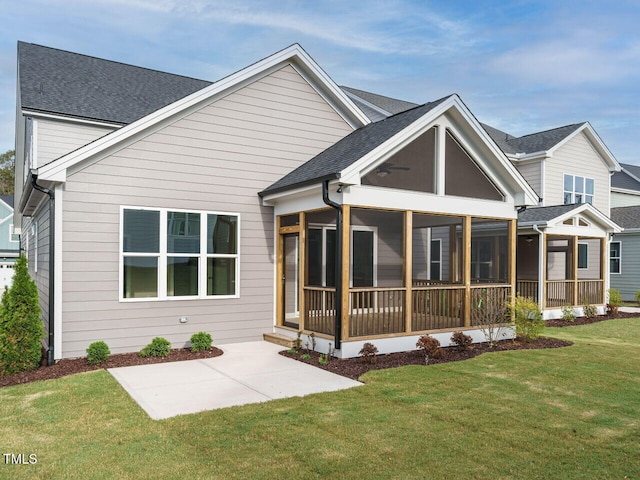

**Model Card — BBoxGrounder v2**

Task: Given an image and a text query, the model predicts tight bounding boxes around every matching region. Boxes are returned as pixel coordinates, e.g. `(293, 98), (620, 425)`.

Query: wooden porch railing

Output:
(349, 288), (405, 337)
(578, 280), (604, 305)
(412, 286), (465, 331)
(470, 286), (512, 326)
(546, 280), (575, 308)
(304, 287), (335, 335)
(516, 280), (539, 302)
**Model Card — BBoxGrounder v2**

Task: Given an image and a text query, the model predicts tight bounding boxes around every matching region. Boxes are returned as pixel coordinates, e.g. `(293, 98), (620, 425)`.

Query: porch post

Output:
(509, 219), (517, 302)
(404, 211), (413, 334)
(538, 230), (546, 310)
(341, 205), (351, 343)
(298, 212), (306, 332)
(571, 236), (579, 306)
(463, 215), (471, 327)
(601, 236), (607, 305)
(275, 215), (283, 327)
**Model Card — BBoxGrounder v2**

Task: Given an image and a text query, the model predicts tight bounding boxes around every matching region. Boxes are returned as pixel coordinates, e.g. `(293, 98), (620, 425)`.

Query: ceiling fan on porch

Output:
(375, 162), (410, 177)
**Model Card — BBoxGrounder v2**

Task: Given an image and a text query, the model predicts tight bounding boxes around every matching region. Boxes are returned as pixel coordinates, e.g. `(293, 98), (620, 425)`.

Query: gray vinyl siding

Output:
(611, 191), (640, 208)
(514, 160), (541, 198)
(544, 133), (610, 214)
(36, 118), (115, 167)
(59, 65), (353, 358)
(610, 233), (640, 301)
(21, 203), (51, 349)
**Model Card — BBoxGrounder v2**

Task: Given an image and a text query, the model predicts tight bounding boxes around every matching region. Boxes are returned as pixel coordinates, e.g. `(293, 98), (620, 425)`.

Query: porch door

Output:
(282, 234), (299, 328)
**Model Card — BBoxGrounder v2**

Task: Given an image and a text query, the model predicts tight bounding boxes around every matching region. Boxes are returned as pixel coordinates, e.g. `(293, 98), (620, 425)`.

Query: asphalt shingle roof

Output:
(340, 86), (418, 115)
(612, 163), (640, 192)
(0, 195), (14, 209)
(611, 205), (640, 229)
(517, 204), (583, 223)
(261, 96), (451, 195)
(18, 42), (213, 125)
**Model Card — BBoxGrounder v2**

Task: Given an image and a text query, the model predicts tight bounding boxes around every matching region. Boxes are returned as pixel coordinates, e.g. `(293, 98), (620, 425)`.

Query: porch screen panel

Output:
(361, 127), (436, 193)
(470, 219), (509, 284)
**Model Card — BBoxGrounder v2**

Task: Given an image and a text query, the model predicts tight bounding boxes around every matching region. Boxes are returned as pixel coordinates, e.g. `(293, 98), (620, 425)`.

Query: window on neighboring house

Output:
(577, 242), (588, 269)
(9, 224), (19, 243)
(564, 174), (594, 205)
(610, 241), (621, 274)
(430, 239), (441, 281)
(121, 207), (239, 300)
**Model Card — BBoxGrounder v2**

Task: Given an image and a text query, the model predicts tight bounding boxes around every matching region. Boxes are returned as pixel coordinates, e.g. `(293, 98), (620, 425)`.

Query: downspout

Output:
(31, 173), (55, 366)
(322, 180), (342, 350)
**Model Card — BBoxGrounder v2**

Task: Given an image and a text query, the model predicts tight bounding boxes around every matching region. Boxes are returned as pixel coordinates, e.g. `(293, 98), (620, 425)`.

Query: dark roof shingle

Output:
(518, 204), (583, 223)
(612, 163), (640, 192)
(611, 205), (640, 229)
(18, 42), (212, 125)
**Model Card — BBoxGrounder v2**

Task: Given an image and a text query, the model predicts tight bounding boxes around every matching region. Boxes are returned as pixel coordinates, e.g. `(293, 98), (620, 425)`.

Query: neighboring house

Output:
(610, 205), (640, 302)
(12, 41), (621, 362)
(0, 195), (20, 289)
(611, 163), (640, 207)
(343, 88), (622, 318)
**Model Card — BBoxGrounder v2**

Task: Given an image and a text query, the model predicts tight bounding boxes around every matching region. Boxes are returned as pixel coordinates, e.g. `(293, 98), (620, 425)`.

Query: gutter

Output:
(30, 173), (55, 366)
(322, 179), (342, 350)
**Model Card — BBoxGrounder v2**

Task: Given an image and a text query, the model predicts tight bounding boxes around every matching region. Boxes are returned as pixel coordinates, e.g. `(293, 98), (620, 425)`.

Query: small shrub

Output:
(190, 332), (212, 352)
(359, 342), (379, 364)
(607, 289), (623, 315)
(450, 331), (472, 350)
(416, 335), (442, 359)
(305, 332), (317, 353)
(287, 349), (298, 355)
(561, 305), (576, 322)
(300, 353), (311, 360)
(635, 290), (640, 306)
(86, 341), (110, 365)
(318, 353), (329, 365)
(509, 296), (544, 342)
(582, 304), (597, 319)
(140, 337), (171, 357)
(295, 331), (302, 349)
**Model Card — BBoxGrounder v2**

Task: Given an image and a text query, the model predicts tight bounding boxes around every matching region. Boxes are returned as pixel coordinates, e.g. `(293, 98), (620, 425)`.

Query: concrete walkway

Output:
(620, 306), (640, 313)
(108, 341), (362, 420)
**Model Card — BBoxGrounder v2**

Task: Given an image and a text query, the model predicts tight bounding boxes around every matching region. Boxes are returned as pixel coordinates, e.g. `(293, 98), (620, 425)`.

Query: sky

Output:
(0, 0), (638, 165)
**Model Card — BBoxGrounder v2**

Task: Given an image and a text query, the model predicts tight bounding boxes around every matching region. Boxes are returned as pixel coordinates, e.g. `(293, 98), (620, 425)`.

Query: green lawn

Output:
(1, 319), (639, 479)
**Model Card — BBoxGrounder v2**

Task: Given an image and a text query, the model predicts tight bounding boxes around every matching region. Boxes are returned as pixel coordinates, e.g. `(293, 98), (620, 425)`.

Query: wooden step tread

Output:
(263, 333), (297, 348)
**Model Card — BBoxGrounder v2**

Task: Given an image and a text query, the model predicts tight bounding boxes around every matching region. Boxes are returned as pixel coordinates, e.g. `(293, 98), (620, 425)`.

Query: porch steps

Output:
(263, 333), (297, 348)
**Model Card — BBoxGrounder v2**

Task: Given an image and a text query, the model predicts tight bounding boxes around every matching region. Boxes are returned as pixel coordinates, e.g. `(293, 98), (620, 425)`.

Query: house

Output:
(0, 195), (20, 289)
(611, 163), (640, 207)
(13, 41), (619, 362)
(609, 206), (640, 302)
(340, 89), (623, 318)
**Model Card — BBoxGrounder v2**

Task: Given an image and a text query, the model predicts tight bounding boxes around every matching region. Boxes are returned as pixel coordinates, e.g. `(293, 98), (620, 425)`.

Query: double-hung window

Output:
(564, 174), (594, 205)
(121, 207), (239, 300)
(610, 242), (621, 274)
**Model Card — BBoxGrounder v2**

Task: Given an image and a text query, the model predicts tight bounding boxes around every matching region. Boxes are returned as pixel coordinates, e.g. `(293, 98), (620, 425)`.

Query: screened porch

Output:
(277, 207), (517, 342)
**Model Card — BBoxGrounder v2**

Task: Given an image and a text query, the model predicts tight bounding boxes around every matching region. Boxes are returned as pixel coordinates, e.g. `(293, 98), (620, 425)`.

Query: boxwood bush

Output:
(190, 332), (213, 352)
(86, 341), (110, 365)
(140, 337), (171, 357)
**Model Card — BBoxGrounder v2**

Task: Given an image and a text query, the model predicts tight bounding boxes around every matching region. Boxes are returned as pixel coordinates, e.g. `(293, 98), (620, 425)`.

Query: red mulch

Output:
(280, 337), (572, 381)
(0, 347), (223, 388)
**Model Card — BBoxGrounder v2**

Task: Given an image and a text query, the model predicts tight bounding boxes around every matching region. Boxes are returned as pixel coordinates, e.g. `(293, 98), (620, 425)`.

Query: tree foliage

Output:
(0, 255), (43, 374)
(0, 149), (15, 195)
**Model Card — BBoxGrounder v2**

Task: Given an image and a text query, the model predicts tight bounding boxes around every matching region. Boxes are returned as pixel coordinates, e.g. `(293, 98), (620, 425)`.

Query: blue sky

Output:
(1, 0), (638, 164)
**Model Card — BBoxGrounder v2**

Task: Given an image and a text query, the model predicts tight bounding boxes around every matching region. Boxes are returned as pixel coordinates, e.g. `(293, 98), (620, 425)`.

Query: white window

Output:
(610, 241), (621, 274)
(120, 207), (239, 301)
(578, 242), (588, 270)
(564, 174), (594, 205)
(9, 224), (19, 243)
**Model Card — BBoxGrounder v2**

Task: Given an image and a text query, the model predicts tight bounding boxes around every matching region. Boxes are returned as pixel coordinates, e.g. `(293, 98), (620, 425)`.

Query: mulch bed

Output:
(545, 310), (639, 327)
(280, 337), (572, 381)
(0, 347), (223, 388)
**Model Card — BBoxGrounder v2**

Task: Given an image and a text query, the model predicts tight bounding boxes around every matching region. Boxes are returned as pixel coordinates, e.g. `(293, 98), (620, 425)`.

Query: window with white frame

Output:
(564, 174), (594, 205)
(121, 207), (239, 300)
(610, 241), (621, 274)
(577, 242), (588, 269)
(9, 224), (19, 243)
